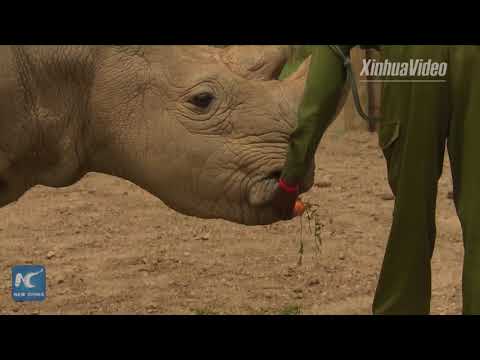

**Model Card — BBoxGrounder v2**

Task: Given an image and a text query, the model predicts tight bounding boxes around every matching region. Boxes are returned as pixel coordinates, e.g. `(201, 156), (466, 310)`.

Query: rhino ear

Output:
(220, 45), (290, 81)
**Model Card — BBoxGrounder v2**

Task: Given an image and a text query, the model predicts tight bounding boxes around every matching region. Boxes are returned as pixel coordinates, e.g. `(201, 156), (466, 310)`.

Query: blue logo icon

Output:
(12, 265), (46, 302)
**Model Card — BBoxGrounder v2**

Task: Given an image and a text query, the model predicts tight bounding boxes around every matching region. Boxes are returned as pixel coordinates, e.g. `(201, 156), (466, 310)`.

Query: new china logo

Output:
(11, 265), (46, 302)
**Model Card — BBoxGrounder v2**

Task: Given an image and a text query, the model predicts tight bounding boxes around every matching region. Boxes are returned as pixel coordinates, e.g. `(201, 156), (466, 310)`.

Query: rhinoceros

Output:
(0, 45), (321, 225)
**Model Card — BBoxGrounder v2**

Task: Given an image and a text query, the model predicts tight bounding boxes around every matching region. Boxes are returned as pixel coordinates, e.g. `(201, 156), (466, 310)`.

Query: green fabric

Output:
(281, 45), (348, 184)
(372, 46), (480, 315)
(283, 45), (480, 313)
(281, 45), (378, 184)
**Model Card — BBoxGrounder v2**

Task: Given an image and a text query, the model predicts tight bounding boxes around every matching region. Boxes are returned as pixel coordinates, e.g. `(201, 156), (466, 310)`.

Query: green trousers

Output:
(372, 46), (480, 314)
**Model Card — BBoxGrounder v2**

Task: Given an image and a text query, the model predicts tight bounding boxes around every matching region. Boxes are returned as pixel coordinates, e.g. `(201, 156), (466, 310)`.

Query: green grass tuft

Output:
(278, 304), (302, 315)
(191, 308), (220, 315)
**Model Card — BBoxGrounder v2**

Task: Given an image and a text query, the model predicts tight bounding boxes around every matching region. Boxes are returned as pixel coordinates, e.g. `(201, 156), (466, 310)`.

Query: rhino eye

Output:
(188, 92), (215, 109)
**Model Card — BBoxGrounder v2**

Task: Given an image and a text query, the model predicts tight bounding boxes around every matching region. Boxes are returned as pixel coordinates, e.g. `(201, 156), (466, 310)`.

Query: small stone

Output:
(183, 252), (190, 257)
(123, 191), (129, 196)
(307, 279), (320, 287)
(57, 279), (64, 285)
(46, 251), (56, 259)
(200, 233), (210, 241)
(315, 180), (332, 188)
(293, 288), (303, 294)
(339, 253), (345, 261)
(379, 193), (395, 201)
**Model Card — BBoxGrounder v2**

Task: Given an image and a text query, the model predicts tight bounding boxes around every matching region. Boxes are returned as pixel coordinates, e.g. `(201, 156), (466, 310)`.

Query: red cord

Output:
(278, 178), (299, 193)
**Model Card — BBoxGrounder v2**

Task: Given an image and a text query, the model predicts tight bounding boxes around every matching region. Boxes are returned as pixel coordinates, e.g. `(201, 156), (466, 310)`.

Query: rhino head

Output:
(0, 45), (314, 225)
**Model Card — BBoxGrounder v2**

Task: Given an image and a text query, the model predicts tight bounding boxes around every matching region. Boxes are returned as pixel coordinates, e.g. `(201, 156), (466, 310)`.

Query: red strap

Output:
(278, 178), (299, 193)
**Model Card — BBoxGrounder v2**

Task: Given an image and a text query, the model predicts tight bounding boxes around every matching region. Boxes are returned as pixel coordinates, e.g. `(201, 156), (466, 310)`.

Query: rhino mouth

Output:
(247, 176), (278, 207)
(247, 164), (315, 209)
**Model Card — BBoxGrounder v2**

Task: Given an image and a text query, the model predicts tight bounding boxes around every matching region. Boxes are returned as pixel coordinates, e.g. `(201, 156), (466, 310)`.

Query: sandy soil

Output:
(0, 129), (463, 315)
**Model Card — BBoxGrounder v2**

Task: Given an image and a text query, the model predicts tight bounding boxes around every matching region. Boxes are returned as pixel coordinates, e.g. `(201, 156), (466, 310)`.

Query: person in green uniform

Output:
(272, 45), (480, 315)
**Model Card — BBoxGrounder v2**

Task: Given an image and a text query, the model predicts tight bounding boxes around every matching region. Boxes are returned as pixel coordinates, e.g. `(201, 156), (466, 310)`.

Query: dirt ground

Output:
(0, 129), (463, 315)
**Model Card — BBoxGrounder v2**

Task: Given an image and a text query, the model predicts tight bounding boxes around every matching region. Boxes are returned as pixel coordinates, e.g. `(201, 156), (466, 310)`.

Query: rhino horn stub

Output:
(220, 45), (290, 81)
(284, 55), (311, 81)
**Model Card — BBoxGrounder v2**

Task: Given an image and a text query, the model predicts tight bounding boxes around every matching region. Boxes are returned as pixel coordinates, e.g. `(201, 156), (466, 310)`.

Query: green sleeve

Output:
(281, 45), (350, 184)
